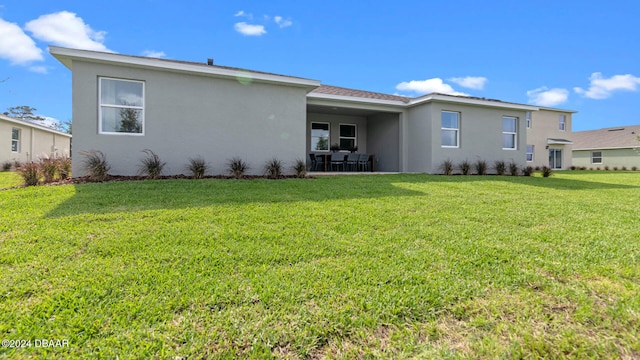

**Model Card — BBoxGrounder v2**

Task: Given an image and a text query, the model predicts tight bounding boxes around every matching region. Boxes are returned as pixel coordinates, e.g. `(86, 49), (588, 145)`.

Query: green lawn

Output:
(0, 171), (21, 189)
(1, 172), (639, 359)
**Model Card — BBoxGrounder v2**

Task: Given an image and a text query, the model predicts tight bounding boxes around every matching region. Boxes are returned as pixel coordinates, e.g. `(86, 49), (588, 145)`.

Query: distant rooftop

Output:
(573, 125), (640, 150)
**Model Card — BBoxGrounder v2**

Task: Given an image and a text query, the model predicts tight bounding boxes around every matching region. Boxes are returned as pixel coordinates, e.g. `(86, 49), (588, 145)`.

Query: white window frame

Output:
(310, 122), (330, 152)
(11, 128), (20, 153)
(441, 111), (460, 148)
(526, 145), (534, 162)
(559, 115), (566, 131)
(591, 151), (603, 164)
(526, 112), (531, 129)
(502, 116), (518, 150)
(338, 123), (357, 152)
(98, 77), (145, 136)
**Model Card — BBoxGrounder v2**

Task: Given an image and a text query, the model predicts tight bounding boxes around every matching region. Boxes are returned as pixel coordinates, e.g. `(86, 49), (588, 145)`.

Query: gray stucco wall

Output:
(573, 148), (640, 169)
(71, 60), (309, 176)
(407, 102), (527, 173)
(367, 113), (400, 172)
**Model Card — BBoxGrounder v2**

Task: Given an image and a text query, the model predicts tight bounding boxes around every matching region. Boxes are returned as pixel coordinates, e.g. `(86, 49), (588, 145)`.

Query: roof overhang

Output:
(49, 46), (321, 91)
(0, 114), (71, 137)
(547, 138), (573, 145)
(573, 146), (639, 151)
(409, 94), (540, 111)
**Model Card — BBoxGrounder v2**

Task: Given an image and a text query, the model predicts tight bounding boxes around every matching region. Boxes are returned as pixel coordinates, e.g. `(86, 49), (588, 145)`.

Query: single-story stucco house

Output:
(1, 113), (71, 165)
(572, 125), (640, 169)
(50, 46), (575, 176)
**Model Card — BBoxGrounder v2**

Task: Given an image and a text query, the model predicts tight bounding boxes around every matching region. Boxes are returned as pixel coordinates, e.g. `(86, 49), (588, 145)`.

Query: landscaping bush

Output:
(17, 162), (40, 186)
(633, 166), (638, 171)
(440, 159), (454, 175)
(474, 160), (487, 175)
(570, 166), (576, 170)
(139, 149), (166, 179)
(541, 166), (553, 177)
(227, 157), (249, 179)
(613, 166), (619, 171)
(186, 156), (209, 179)
(522, 166), (534, 177)
(604, 165), (610, 171)
(2, 161), (12, 172)
(56, 157), (72, 180)
(508, 161), (519, 176)
(458, 160), (471, 175)
(264, 158), (283, 179)
(622, 166), (627, 171)
(40, 158), (58, 183)
(80, 150), (111, 181)
(292, 158), (307, 178)
(494, 160), (506, 176)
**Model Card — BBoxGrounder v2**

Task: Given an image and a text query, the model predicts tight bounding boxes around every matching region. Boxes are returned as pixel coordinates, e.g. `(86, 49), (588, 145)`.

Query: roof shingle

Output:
(572, 125), (640, 150)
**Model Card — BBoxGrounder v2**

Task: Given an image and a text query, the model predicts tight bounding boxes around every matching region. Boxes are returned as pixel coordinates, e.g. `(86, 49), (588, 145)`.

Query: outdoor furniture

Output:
(346, 153), (360, 171)
(309, 153), (324, 171)
(330, 153), (346, 171)
(357, 153), (370, 171)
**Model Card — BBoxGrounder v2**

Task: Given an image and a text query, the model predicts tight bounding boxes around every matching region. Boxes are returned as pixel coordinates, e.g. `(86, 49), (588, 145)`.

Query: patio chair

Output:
(346, 153), (360, 171)
(309, 153), (322, 171)
(330, 152), (346, 171)
(357, 154), (370, 172)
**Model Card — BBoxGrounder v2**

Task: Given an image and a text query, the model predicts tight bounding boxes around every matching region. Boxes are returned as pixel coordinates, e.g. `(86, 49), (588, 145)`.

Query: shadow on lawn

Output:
(44, 174), (638, 218)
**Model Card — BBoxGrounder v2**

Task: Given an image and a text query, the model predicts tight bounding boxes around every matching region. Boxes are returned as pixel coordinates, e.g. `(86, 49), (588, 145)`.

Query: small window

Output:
(502, 116), (517, 150)
(441, 111), (460, 148)
(591, 151), (602, 164)
(526, 112), (531, 129)
(11, 128), (20, 152)
(339, 124), (357, 151)
(526, 145), (534, 162)
(99, 77), (145, 135)
(311, 122), (329, 151)
(559, 115), (566, 131)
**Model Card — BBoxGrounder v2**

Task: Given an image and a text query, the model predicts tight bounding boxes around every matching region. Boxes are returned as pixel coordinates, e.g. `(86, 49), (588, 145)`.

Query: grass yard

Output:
(1, 172), (639, 359)
(0, 172), (21, 189)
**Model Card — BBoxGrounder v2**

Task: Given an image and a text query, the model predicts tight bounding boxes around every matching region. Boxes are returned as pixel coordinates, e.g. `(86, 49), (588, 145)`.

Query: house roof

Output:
(572, 125), (640, 150)
(0, 114), (71, 137)
(310, 85), (412, 103)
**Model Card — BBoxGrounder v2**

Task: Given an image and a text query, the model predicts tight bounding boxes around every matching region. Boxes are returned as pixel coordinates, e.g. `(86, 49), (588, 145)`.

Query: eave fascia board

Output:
(573, 146), (639, 151)
(408, 94), (540, 111)
(49, 46), (321, 89)
(0, 114), (72, 137)
(306, 92), (408, 108)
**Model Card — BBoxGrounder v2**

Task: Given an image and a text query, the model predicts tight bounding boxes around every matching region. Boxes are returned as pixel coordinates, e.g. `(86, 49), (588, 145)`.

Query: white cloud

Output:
(449, 76), (487, 90)
(234, 10), (245, 17)
(274, 16), (293, 28)
(234, 22), (266, 36)
(396, 78), (468, 96)
(0, 17), (43, 64)
(25, 11), (111, 52)
(526, 87), (569, 106)
(574, 72), (640, 99)
(141, 50), (166, 58)
(28, 65), (48, 74)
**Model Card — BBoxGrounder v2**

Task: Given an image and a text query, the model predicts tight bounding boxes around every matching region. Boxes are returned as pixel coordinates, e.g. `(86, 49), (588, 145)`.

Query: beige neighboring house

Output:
(572, 125), (640, 169)
(525, 108), (576, 169)
(1, 113), (72, 165)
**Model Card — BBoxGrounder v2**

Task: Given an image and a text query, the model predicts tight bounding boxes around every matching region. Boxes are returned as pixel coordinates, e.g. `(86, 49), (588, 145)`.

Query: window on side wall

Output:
(591, 151), (602, 164)
(339, 124), (357, 151)
(99, 77), (145, 135)
(559, 115), (566, 131)
(526, 145), (534, 162)
(526, 112), (531, 129)
(11, 128), (20, 152)
(441, 111), (460, 148)
(311, 122), (330, 151)
(502, 116), (517, 150)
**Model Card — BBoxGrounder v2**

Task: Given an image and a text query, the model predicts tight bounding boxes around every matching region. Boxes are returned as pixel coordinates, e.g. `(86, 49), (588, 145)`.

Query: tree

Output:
(5, 106), (45, 121)
(118, 107), (142, 133)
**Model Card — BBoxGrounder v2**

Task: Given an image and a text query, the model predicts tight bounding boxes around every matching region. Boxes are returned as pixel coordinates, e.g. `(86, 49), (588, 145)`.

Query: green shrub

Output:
(494, 160), (506, 176)
(139, 149), (166, 179)
(2, 161), (12, 171)
(56, 157), (72, 180)
(186, 157), (208, 179)
(604, 165), (610, 171)
(227, 157), (249, 179)
(292, 158), (307, 178)
(632, 166), (638, 171)
(621, 166), (627, 171)
(522, 166), (534, 177)
(458, 160), (471, 175)
(440, 159), (454, 175)
(541, 166), (553, 178)
(508, 161), (519, 176)
(40, 158), (58, 183)
(264, 158), (283, 179)
(17, 162), (40, 186)
(474, 160), (487, 175)
(80, 150), (111, 181)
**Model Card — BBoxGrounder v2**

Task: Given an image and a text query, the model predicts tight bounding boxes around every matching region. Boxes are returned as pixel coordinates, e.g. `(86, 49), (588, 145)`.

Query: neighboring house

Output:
(572, 125), (640, 169)
(1, 113), (71, 165)
(50, 46), (573, 176)
(525, 108), (576, 170)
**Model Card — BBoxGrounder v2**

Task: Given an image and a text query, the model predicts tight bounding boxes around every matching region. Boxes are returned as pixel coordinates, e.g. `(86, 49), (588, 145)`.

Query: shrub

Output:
(80, 150), (110, 181)
(2, 161), (12, 171)
(227, 157), (249, 179)
(264, 158), (283, 179)
(292, 158), (307, 178)
(494, 160), (506, 176)
(186, 156), (209, 179)
(458, 160), (471, 175)
(56, 157), (72, 180)
(622, 166), (627, 171)
(633, 166), (638, 171)
(581, 167), (587, 170)
(17, 162), (40, 186)
(522, 166), (534, 177)
(139, 149), (166, 179)
(541, 166), (553, 178)
(40, 158), (58, 183)
(570, 166), (576, 170)
(13, 160), (22, 169)
(440, 159), (454, 175)
(508, 161), (519, 176)
(604, 165), (610, 171)
(613, 166), (618, 171)
(474, 160), (487, 175)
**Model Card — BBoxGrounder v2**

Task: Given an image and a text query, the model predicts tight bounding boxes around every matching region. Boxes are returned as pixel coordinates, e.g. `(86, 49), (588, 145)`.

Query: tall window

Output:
(441, 111), (460, 148)
(591, 151), (602, 164)
(339, 124), (357, 151)
(99, 77), (145, 135)
(526, 112), (531, 129)
(502, 116), (517, 150)
(11, 128), (20, 152)
(311, 123), (329, 151)
(526, 145), (534, 162)
(559, 115), (566, 131)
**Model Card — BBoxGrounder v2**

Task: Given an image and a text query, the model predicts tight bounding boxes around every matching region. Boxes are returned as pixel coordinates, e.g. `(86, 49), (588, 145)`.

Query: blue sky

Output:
(1, 0), (639, 131)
